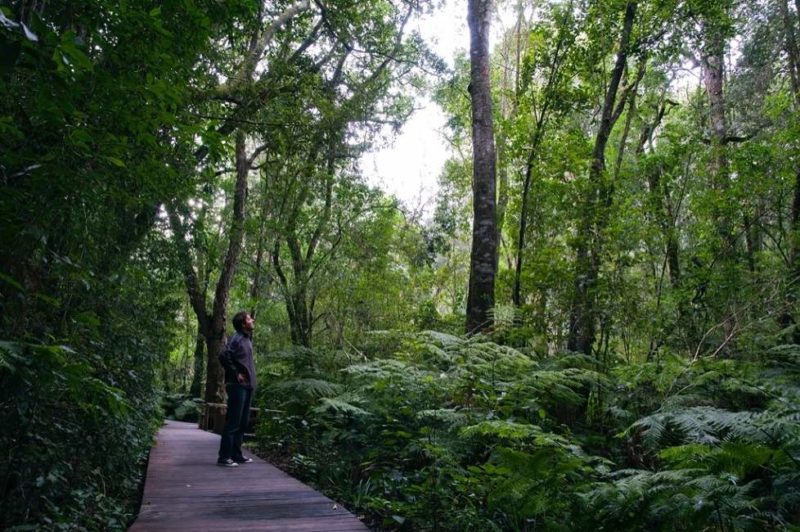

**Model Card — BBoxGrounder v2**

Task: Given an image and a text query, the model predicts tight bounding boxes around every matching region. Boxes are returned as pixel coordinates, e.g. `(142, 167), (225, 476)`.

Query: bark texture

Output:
(466, 0), (499, 334)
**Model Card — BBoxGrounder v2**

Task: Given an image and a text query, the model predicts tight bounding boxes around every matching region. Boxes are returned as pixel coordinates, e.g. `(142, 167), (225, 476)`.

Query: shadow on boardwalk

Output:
(130, 420), (368, 531)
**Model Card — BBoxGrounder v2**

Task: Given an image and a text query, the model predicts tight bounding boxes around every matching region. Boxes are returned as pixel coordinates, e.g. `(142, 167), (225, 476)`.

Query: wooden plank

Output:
(130, 420), (367, 531)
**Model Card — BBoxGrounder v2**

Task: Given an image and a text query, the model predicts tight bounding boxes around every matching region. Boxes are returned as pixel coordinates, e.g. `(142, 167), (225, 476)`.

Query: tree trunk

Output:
(173, 5), (313, 402)
(702, 20), (734, 254)
(289, 291), (312, 347)
(250, 193), (270, 319)
(645, 151), (681, 288)
(779, 0), (800, 340)
(496, 2), (526, 284)
(203, 130), (251, 403)
(567, 1), (637, 355)
(189, 329), (205, 397)
(511, 16), (571, 309)
(513, 130), (542, 308)
(466, 0), (499, 334)
(638, 94), (681, 287)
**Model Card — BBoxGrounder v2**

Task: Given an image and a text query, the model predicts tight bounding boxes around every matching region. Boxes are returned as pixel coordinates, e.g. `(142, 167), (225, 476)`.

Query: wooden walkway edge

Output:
(129, 420), (368, 531)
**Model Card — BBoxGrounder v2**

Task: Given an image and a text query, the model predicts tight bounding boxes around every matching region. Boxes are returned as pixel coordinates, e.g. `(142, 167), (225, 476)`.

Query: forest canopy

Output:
(1, 0), (799, 530)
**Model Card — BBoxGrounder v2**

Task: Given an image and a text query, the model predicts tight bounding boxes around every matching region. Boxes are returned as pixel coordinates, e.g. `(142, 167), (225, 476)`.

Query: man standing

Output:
(217, 311), (257, 467)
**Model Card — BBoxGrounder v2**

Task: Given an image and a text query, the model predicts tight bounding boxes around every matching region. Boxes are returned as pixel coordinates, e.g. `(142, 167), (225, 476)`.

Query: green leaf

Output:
(0, 271), (24, 291)
(105, 156), (126, 168)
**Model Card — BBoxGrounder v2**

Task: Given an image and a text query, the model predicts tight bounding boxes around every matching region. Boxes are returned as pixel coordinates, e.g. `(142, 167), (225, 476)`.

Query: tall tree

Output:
(567, 1), (638, 354)
(779, 0), (800, 340)
(466, 0), (499, 334)
(0, 0), (254, 526)
(170, 2), (313, 403)
(511, 4), (576, 308)
(255, 0), (427, 347)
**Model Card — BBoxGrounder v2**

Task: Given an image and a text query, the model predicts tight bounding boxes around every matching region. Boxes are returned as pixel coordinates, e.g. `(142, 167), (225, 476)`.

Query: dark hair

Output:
(232, 311), (250, 333)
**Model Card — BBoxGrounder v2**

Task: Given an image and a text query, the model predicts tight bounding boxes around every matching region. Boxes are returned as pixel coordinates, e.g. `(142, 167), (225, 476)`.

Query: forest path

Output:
(129, 420), (368, 531)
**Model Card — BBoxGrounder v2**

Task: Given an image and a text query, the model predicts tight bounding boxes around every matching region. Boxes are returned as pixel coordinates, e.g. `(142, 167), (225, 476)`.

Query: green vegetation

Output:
(2, 0), (800, 530)
(256, 335), (799, 530)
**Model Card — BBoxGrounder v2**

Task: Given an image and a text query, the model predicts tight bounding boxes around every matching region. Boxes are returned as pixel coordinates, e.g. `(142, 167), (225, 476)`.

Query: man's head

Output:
(232, 311), (255, 334)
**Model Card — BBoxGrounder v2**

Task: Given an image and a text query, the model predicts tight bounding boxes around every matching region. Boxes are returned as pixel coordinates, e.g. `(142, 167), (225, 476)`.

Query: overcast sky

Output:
(360, 0), (469, 217)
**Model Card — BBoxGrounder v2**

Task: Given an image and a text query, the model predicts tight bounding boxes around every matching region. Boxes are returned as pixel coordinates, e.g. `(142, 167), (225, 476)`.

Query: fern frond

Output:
(631, 405), (800, 451)
(419, 330), (462, 347)
(313, 397), (372, 418)
(546, 351), (603, 370)
(461, 420), (542, 441)
(461, 420), (570, 448)
(416, 408), (469, 428)
(765, 344), (800, 368)
(342, 358), (412, 379)
(514, 368), (607, 407)
(272, 378), (343, 399)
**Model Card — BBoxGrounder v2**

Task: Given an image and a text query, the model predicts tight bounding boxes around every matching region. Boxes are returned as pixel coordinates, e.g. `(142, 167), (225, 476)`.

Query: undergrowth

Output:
(255, 333), (800, 531)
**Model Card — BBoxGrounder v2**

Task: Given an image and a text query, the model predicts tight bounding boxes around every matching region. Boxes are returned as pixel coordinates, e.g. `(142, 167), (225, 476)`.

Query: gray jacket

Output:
(218, 332), (256, 390)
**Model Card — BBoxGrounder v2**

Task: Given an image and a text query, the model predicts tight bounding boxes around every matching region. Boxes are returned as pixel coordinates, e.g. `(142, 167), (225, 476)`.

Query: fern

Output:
(461, 420), (544, 442)
(313, 396), (373, 418)
(271, 378), (343, 399)
(461, 420), (572, 450)
(416, 408), (469, 429)
(343, 358), (414, 380)
(419, 330), (463, 347)
(631, 406), (800, 449)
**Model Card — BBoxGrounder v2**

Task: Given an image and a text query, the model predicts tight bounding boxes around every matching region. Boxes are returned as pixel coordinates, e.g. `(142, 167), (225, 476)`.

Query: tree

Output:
(466, 0), (499, 334)
(779, 0), (800, 340)
(567, 1), (639, 355)
(507, 2), (578, 309)
(0, 0), (253, 526)
(168, 2), (316, 402)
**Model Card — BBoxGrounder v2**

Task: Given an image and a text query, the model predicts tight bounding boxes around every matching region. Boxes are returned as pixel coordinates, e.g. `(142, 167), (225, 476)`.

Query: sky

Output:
(360, 0), (469, 217)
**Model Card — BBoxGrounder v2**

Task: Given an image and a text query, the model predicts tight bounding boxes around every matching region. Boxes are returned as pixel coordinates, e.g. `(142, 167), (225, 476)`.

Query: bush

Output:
(162, 394), (203, 422)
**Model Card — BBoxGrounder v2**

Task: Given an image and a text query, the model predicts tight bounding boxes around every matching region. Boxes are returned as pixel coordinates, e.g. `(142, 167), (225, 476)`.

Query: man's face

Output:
(243, 314), (255, 333)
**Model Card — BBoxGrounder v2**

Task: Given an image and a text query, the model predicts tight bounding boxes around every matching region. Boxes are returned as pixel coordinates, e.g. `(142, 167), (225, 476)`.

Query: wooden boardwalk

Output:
(129, 420), (368, 531)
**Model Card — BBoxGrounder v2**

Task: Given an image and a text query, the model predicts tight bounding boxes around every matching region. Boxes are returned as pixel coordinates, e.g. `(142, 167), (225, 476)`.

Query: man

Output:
(217, 311), (257, 467)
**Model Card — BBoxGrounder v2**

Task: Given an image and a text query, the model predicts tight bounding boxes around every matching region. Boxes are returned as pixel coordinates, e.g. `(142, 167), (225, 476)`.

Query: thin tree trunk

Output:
(466, 0), (498, 334)
(638, 92), (681, 287)
(513, 130), (542, 308)
(495, 1), (526, 280)
(612, 60), (646, 180)
(250, 184), (272, 319)
(702, 20), (734, 254)
(567, 1), (637, 355)
(189, 330), (205, 397)
(204, 131), (250, 403)
(779, 0), (800, 340)
(700, 13), (742, 354)
(512, 17), (571, 309)
(743, 214), (758, 272)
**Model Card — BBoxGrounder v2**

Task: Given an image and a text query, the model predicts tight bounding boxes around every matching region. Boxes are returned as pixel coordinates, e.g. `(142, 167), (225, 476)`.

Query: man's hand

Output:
(236, 373), (248, 385)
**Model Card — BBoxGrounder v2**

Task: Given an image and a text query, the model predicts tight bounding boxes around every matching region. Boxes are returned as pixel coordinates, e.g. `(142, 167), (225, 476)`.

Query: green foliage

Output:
(162, 393), (204, 422)
(256, 332), (613, 530)
(584, 347), (800, 530)
(0, 338), (156, 529)
(255, 330), (800, 530)
(2, 0), (799, 529)
(0, 0), (253, 527)
(0, 235), (181, 528)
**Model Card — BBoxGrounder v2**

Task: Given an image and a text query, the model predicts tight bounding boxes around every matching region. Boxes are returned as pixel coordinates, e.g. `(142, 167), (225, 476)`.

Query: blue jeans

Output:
(218, 382), (252, 461)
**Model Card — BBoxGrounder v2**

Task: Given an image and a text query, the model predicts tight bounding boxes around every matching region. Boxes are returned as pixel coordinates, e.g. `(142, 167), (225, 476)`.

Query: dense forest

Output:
(1, 0), (799, 529)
